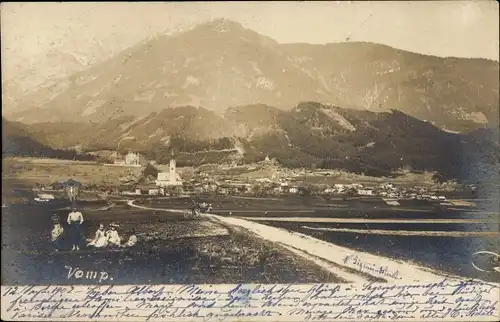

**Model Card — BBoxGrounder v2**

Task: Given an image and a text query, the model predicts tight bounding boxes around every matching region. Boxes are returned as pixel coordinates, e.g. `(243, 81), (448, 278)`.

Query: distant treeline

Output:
(146, 136), (234, 165)
(169, 136), (233, 153)
(2, 135), (96, 161)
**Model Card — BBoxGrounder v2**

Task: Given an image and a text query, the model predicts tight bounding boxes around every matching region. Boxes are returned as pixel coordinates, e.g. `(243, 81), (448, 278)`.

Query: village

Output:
(2, 5), (499, 315)
(26, 150), (469, 206)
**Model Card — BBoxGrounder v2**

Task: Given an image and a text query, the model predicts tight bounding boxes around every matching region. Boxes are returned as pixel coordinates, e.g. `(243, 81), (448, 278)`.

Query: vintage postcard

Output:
(1, 1), (499, 321)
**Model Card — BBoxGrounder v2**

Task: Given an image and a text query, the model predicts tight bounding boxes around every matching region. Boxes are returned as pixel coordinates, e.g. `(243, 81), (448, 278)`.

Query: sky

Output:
(1, 1), (499, 78)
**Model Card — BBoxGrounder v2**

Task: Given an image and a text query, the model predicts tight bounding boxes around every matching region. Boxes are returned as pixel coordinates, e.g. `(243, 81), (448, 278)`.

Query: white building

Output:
(155, 159), (183, 187)
(334, 184), (345, 192)
(324, 188), (336, 194)
(382, 183), (395, 189)
(357, 189), (374, 196)
(38, 193), (55, 200)
(148, 189), (160, 196)
(121, 190), (141, 196)
(125, 152), (140, 165)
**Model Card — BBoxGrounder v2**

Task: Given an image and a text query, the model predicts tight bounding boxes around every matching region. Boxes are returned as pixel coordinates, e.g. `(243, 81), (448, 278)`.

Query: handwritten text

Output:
(2, 279), (499, 321)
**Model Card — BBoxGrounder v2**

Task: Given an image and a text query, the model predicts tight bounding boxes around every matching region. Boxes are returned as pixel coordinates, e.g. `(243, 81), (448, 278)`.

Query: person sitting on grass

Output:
(51, 222), (64, 251)
(121, 229), (138, 248)
(106, 223), (122, 247)
(87, 224), (108, 248)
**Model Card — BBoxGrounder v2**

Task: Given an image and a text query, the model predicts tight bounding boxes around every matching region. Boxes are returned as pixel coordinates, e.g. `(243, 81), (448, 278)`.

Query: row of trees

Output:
(2, 135), (97, 161)
(169, 136), (233, 153)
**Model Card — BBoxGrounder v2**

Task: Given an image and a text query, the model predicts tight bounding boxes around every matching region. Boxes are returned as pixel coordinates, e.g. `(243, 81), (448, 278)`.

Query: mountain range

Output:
(2, 19), (498, 182)
(4, 19), (499, 132)
(4, 102), (498, 181)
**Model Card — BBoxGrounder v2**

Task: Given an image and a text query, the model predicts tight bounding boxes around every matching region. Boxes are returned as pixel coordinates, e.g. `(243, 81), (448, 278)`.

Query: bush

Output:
(143, 163), (159, 179)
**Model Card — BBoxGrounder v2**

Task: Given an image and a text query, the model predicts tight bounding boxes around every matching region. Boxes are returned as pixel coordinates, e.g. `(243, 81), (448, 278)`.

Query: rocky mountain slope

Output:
(5, 19), (499, 132)
(2, 49), (100, 115)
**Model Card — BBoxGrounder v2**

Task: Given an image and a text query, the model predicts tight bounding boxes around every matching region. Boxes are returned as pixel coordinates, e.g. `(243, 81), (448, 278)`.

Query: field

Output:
(1, 201), (342, 285)
(2, 157), (144, 186)
(2, 187), (498, 286)
(2, 159), (496, 286)
(145, 195), (499, 283)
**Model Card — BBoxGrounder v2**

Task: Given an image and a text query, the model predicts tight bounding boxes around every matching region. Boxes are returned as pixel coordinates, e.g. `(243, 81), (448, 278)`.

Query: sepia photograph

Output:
(1, 1), (499, 321)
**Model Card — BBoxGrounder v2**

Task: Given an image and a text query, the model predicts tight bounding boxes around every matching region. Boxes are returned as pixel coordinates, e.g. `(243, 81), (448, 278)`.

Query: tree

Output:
(345, 187), (358, 197)
(432, 173), (447, 184)
(298, 185), (311, 196)
(142, 163), (159, 181)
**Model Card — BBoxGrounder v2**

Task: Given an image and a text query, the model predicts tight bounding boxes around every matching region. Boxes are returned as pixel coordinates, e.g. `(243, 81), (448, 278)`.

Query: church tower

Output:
(169, 150), (176, 184)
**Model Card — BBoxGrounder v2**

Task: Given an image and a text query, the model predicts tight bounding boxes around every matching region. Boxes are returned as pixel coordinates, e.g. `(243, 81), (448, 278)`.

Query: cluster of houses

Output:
(117, 166), (450, 201)
(111, 152), (142, 167)
(121, 159), (184, 196)
(320, 182), (447, 200)
(95, 152), (451, 200)
(27, 150), (452, 202)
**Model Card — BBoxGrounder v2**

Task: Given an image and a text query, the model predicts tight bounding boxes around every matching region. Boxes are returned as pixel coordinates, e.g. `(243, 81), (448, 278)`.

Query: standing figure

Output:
(69, 186), (75, 203)
(106, 223), (122, 247)
(64, 180), (81, 203)
(51, 222), (65, 251)
(67, 207), (84, 251)
(87, 224), (108, 248)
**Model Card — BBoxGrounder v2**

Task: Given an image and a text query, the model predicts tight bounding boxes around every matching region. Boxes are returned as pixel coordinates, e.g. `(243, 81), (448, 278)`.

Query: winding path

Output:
(125, 199), (466, 283)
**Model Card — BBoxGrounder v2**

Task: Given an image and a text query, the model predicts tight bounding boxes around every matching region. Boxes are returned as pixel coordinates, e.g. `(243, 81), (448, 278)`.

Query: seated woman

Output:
(121, 229), (138, 248)
(51, 222), (65, 251)
(87, 224), (108, 248)
(106, 223), (122, 247)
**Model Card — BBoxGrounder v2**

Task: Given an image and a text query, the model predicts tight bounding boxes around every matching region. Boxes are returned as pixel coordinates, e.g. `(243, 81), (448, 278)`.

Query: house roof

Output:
(63, 179), (81, 187)
(137, 184), (159, 190)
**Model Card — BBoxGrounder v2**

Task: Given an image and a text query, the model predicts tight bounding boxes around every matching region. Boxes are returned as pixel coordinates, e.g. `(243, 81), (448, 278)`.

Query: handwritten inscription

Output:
(2, 280), (499, 321)
(65, 266), (111, 283)
(342, 254), (402, 280)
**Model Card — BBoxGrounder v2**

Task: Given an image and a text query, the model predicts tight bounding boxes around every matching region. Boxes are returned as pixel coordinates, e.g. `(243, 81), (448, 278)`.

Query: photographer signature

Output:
(471, 251), (500, 273)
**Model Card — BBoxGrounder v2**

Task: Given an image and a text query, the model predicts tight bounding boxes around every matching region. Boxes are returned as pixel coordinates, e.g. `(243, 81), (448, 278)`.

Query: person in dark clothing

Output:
(66, 207), (84, 251)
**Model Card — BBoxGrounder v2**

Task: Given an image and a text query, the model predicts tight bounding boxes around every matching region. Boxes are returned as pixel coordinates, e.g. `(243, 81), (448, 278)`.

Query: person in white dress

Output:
(121, 229), (138, 248)
(106, 223), (122, 246)
(87, 224), (108, 248)
(51, 223), (64, 251)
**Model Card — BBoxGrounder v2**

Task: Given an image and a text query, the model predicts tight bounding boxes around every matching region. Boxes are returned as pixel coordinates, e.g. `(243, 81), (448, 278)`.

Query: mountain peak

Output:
(203, 18), (245, 32)
(6, 20), (498, 133)
(191, 18), (245, 33)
